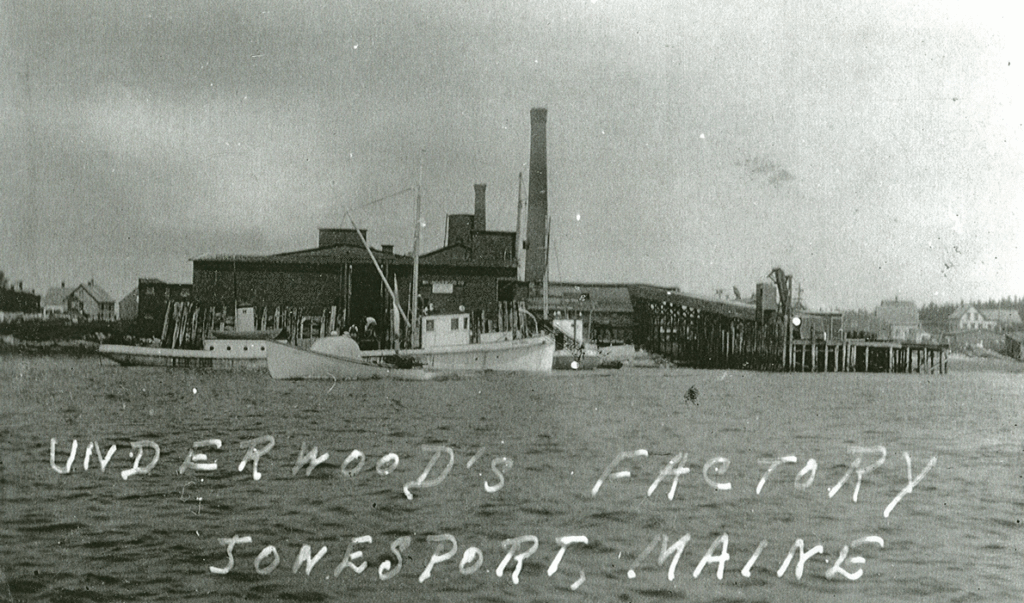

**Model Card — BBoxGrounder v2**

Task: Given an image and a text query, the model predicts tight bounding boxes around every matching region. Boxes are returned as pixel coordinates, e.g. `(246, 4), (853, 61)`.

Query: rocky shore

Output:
(0, 320), (129, 356)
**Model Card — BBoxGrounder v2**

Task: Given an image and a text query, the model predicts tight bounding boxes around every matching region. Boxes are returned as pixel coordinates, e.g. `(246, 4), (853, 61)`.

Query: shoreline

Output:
(2, 339), (1021, 373)
(0, 337), (101, 356)
(945, 351), (1024, 374)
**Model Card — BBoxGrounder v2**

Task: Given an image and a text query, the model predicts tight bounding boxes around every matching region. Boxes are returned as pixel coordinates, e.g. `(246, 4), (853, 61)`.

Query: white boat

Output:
(98, 338), (272, 370)
(342, 189), (554, 374)
(265, 336), (441, 381)
(362, 312), (554, 372)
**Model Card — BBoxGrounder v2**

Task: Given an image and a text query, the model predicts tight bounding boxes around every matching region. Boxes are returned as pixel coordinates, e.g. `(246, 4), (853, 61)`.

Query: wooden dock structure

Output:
(631, 285), (788, 371)
(790, 339), (948, 374)
(631, 272), (949, 374)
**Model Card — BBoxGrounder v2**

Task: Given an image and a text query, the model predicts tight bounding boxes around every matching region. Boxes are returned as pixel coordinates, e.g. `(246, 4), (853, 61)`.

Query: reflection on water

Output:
(1, 355), (1022, 601)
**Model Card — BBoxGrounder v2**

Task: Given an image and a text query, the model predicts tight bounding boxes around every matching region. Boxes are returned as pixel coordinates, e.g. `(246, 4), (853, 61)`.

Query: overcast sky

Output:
(1, 0), (1020, 310)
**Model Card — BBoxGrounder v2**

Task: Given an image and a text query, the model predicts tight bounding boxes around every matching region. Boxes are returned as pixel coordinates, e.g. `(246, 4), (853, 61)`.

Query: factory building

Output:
(190, 182), (520, 342)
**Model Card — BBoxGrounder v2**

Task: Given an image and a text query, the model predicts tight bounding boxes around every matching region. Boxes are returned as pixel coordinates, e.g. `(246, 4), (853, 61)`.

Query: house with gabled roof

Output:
(42, 284), (76, 318)
(42, 281), (115, 321)
(874, 299), (922, 342)
(69, 281), (115, 321)
(947, 305), (994, 332)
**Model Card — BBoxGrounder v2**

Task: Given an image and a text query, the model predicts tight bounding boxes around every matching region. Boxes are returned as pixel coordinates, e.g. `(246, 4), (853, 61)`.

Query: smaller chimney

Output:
(473, 184), (486, 232)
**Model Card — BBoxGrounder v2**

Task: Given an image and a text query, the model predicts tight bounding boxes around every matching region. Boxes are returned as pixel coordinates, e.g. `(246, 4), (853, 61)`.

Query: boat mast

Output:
(410, 152), (424, 349)
(348, 216), (410, 330)
(543, 215), (550, 320)
(515, 172), (526, 282)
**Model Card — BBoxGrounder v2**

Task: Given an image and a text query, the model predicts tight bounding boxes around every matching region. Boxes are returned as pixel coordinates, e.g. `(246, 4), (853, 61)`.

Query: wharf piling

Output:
(790, 339), (948, 374)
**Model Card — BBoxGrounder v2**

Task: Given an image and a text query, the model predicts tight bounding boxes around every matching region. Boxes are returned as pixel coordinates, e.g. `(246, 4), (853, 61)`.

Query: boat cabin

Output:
(421, 313), (471, 349)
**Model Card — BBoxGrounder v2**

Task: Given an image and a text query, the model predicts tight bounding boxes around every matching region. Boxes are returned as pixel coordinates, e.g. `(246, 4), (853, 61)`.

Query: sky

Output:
(1, 0), (1021, 311)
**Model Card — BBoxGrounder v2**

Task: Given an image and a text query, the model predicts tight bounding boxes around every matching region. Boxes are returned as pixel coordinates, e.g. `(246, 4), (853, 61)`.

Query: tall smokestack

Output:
(473, 184), (486, 232)
(525, 108), (548, 282)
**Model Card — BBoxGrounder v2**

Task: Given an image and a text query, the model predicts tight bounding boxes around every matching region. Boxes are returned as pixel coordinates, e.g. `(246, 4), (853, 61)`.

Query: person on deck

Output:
(360, 316), (378, 350)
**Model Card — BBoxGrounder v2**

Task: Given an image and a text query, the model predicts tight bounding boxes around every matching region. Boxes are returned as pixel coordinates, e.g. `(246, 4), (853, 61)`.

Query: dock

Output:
(790, 339), (948, 374)
(631, 273), (949, 374)
(631, 285), (786, 371)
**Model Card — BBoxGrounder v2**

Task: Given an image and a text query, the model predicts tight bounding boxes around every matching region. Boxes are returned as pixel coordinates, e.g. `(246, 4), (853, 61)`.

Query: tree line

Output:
(919, 296), (1024, 327)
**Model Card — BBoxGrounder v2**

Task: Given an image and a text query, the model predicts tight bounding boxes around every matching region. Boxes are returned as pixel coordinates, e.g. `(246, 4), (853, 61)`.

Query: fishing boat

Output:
(362, 311), (554, 372)
(359, 176), (554, 372)
(265, 336), (441, 380)
(267, 174), (554, 379)
(98, 338), (273, 370)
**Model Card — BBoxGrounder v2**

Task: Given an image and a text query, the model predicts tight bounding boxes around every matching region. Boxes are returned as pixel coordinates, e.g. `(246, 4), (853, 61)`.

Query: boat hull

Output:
(98, 341), (269, 370)
(266, 341), (439, 381)
(364, 335), (555, 372)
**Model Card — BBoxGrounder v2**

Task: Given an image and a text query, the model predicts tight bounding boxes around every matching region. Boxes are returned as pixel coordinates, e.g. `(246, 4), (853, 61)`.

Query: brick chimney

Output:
(473, 184), (486, 232)
(525, 108), (548, 282)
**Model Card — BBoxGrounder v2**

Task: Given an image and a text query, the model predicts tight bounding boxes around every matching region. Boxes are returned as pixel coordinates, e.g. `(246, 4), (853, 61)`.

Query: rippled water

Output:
(0, 354), (1021, 602)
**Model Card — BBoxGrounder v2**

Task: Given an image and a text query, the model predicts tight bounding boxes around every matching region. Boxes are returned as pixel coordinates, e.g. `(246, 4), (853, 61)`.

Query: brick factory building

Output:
(190, 184), (520, 342)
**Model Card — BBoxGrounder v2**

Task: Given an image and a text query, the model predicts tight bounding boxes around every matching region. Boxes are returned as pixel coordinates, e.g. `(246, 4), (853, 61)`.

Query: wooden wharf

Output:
(631, 281), (949, 374)
(631, 285), (787, 371)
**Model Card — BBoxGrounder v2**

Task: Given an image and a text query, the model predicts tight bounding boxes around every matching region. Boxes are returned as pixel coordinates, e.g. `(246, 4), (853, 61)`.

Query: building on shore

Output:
(873, 298), (924, 342)
(119, 278), (194, 337)
(946, 305), (1022, 333)
(942, 305), (1023, 353)
(1005, 332), (1024, 361)
(947, 304), (995, 331)
(41, 281), (114, 321)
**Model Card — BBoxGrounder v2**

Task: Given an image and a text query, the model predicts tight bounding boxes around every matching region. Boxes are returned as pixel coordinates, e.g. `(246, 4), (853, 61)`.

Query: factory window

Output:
(451, 318), (460, 330)
(425, 319), (435, 332)
(496, 278), (516, 302)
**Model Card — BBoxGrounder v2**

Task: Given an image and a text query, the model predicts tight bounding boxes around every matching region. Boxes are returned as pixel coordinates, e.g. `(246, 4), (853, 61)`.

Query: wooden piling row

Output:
(789, 340), (947, 373)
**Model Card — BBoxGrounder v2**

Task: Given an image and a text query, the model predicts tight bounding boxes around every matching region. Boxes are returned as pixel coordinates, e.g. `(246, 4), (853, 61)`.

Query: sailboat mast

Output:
(410, 153), (424, 349)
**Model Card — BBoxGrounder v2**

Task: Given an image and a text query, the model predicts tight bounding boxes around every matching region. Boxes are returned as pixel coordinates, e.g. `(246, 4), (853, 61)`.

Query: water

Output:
(1, 354), (1021, 602)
